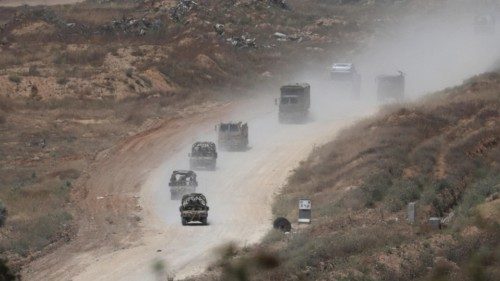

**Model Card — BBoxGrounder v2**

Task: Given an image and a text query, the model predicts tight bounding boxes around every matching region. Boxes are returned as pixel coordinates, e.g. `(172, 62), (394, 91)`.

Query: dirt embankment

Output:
(198, 72), (500, 281)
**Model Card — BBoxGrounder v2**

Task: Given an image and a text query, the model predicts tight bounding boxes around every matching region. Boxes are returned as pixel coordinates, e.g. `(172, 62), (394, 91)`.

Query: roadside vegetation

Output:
(196, 72), (500, 281)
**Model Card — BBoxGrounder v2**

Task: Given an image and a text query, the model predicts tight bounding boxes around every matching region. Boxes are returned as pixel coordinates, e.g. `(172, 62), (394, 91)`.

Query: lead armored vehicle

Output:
(216, 122), (248, 151)
(330, 63), (361, 97)
(168, 170), (198, 200)
(179, 193), (209, 225)
(376, 72), (405, 102)
(278, 83), (310, 123)
(189, 141), (217, 170)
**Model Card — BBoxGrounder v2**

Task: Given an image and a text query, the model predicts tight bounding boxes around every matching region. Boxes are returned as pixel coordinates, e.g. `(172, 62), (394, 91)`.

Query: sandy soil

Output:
(22, 86), (375, 280)
(0, 0), (83, 6)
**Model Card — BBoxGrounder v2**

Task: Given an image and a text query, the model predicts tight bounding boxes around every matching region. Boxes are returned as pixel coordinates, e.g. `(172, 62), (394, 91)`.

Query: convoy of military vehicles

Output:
(178, 25), (500, 223)
(170, 59), (413, 225)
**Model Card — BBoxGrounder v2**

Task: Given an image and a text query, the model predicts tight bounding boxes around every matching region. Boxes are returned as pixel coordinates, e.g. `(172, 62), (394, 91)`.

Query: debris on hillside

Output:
(170, 0), (198, 22)
(214, 23), (225, 36)
(269, 0), (290, 10)
(105, 17), (163, 36)
(272, 32), (306, 42)
(227, 35), (256, 49)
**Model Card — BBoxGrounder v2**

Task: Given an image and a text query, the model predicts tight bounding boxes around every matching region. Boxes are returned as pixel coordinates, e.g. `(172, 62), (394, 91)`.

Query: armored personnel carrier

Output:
(179, 193), (209, 225)
(278, 83), (310, 123)
(376, 72), (405, 102)
(216, 122), (249, 151)
(330, 63), (361, 97)
(168, 170), (198, 200)
(189, 142), (217, 170)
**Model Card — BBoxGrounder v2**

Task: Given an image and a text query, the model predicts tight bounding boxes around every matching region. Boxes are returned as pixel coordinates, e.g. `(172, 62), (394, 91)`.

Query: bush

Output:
(57, 77), (69, 85)
(8, 211), (72, 256)
(8, 75), (21, 84)
(53, 47), (109, 67)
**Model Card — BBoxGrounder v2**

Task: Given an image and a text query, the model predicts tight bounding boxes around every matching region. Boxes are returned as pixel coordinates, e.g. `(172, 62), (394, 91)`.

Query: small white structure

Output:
(298, 199), (312, 224)
(407, 202), (417, 224)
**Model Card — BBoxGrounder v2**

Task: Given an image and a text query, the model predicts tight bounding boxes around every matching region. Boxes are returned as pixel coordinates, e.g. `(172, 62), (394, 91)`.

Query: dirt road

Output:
(23, 88), (375, 280)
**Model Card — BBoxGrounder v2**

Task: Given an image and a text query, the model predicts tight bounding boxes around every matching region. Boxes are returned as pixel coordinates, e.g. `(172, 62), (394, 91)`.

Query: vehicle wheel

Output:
(273, 217), (291, 232)
(182, 218), (187, 226)
(201, 217), (207, 225)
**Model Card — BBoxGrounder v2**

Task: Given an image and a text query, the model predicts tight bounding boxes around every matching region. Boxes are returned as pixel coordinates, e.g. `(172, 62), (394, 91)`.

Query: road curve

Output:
(67, 91), (375, 280)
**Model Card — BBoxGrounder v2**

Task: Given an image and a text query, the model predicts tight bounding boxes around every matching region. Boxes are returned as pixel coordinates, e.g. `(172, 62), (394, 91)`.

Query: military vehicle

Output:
(474, 14), (495, 34)
(216, 122), (249, 151)
(278, 83), (311, 123)
(168, 170), (198, 200)
(330, 63), (361, 97)
(179, 193), (209, 225)
(376, 72), (405, 102)
(189, 141), (217, 170)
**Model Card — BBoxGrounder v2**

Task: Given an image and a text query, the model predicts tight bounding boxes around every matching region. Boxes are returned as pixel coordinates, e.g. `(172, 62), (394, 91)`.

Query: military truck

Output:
(216, 122), (248, 151)
(376, 72), (405, 102)
(168, 170), (198, 200)
(278, 83), (311, 123)
(179, 193), (209, 225)
(189, 141), (217, 170)
(474, 14), (495, 34)
(330, 63), (361, 97)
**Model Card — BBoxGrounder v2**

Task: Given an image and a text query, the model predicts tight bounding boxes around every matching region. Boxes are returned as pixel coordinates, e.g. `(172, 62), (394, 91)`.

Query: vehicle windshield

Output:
(220, 124), (241, 132)
(281, 97), (298, 104)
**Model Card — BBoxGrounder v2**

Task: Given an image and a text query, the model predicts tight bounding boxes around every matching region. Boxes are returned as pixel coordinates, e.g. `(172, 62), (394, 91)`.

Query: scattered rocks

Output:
(227, 35), (256, 49)
(170, 0), (198, 22)
(214, 23), (225, 35)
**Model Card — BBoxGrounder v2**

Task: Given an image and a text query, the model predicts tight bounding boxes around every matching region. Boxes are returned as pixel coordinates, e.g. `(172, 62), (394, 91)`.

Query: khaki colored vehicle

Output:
(330, 63), (362, 97)
(189, 142), (217, 171)
(376, 72), (405, 102)
(278, 83), (311, 123)
(216, 122), (248, 151)
(179, 193), (209, 226)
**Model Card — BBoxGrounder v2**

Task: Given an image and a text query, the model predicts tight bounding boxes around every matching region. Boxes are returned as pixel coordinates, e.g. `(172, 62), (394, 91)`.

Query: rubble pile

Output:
(226, 35), (257, 49)
(104, 17), (163, 36)
(268, 0), (290, 10)
(170, 0), (198, 22)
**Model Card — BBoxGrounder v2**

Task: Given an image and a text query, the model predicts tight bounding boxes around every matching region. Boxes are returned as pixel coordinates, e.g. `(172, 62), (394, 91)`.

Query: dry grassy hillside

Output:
(196, 72), (500, 281)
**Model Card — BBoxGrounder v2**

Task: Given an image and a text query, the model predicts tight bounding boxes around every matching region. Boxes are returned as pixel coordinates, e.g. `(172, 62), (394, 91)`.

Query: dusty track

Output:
(22, 90), (374, 280)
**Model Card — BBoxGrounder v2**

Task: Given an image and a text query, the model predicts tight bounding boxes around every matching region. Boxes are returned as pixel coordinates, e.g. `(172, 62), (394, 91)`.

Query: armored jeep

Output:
(216, 122), (248, 151)
(189, 141), (217, 171)
(330, 63), (361, 97)
(179, 193), (209, 225)
(168, 170), (198, 200)
(376, 72), (405, 102)
(278, 83), (311, 123)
